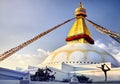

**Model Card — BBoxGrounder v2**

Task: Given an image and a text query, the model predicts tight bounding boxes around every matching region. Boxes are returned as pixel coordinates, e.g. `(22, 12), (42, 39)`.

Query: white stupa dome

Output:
(42, 43), (119, 67)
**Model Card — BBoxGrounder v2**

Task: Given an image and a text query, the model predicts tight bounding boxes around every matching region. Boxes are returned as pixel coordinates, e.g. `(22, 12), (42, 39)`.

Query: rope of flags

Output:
(85, 18), (120, 43)
(0, 18), (75, 61)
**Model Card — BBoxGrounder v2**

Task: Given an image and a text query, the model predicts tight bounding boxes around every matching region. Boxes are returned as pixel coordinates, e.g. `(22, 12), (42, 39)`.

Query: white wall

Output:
(73, 68), (120, 82)
(49, 67), (69, 81)
(0, 80), (19, 84)
(0, 80), (69, 84)
(30, 81), (69, 84)
(62, 63), (74, 72)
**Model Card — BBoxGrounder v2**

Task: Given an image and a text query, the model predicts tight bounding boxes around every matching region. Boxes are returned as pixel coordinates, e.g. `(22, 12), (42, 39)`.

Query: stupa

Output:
(41, 3), (119, 68)
(38, 3), (120, 82)
(0, 2), (120, 83)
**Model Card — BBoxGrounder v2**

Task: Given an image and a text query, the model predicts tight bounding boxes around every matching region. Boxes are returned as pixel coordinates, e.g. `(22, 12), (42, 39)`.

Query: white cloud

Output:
(95, 40), (120, 62)
(95, 40), (120, 54)
(114, 53), (120, 62)
(95, 40), (107, 49)
(0, 48), (49, 70)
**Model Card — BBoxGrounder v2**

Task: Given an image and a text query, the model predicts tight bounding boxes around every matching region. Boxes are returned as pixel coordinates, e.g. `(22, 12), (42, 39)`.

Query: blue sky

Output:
(0, 0), (120, 55)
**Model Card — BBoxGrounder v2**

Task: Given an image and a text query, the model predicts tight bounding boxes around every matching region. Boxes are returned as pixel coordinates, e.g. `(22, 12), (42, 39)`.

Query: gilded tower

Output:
(66, 2), (94, 44)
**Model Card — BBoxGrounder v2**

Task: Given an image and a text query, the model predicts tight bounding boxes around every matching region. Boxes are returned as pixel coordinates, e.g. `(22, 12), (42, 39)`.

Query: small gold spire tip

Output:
(80, 2), (83, 8)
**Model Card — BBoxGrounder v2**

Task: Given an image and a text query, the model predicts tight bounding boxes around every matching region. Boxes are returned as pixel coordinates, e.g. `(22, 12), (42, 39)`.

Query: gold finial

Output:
(75, 2), (87, 17)
(80, 2), (83, 8)
(66, 2), (94, 44)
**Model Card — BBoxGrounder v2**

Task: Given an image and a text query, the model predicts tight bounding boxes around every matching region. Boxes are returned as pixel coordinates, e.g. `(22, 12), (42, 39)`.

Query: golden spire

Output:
(66, 2), (94, 44)
(80, 2), (82, 7)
